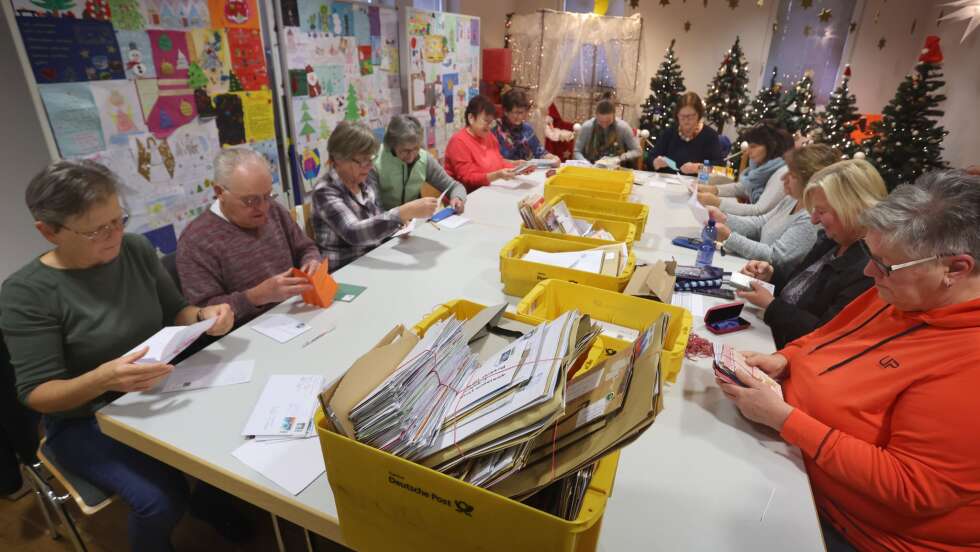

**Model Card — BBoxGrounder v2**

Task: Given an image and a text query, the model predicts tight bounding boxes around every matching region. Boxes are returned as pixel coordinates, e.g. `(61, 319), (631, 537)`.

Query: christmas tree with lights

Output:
(705, 36), (751, 134)
(778, 71), (817, 135)
(864, 36), (948, 190)
(820, 65), (861, 157)
(639, 39), (686, 151)
(744, 66), (783, 127)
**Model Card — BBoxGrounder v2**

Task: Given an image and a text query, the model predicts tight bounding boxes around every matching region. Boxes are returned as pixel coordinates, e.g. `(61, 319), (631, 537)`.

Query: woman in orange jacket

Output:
(718, 170), (980, 552)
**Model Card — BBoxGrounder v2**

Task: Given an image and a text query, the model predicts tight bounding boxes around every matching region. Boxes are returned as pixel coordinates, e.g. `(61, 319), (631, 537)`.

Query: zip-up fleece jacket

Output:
(778, 287), (980, 552)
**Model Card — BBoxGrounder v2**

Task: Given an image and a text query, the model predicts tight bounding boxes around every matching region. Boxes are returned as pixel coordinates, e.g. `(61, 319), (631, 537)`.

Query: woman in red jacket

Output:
(444, 95), (532, 193)
(718, 170), (980, 552)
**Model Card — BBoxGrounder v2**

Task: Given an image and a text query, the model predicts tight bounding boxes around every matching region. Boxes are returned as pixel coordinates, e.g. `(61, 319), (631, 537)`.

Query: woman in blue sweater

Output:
(650, 92), (724, 174)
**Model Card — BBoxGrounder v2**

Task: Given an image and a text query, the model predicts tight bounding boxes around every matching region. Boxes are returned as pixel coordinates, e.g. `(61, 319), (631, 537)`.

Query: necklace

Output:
(679, 122), (703, 142)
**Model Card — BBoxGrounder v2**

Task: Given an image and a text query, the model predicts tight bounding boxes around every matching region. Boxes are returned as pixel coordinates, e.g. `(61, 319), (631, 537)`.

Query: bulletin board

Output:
(6, 0), (282, 254)
(402, 7), (480, 159)
(279, 0), (401, 192)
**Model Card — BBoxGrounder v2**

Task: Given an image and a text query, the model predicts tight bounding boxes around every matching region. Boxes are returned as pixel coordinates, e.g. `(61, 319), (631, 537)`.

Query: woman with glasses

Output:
(707, 144), (839, 274)
(734, 159), (888, 348)
(492, 89), (559, 165)
(718, 170), (980, 552)
(177, 147), (322, 324)
(650, 92), (723, 174)
(0, 160), (235, 552)
(445, 94), (533, 192)
(312, 121), (437, 270)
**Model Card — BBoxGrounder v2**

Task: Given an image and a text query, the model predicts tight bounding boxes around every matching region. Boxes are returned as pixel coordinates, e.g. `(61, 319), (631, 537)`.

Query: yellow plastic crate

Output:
(499, 234), (636, 297)
(516, 280), (694, 383)
(519, 218), (637, 249)
(548, 194), (650, 236)
(544, 166), (633, 202)
(316, 299), (624, 552)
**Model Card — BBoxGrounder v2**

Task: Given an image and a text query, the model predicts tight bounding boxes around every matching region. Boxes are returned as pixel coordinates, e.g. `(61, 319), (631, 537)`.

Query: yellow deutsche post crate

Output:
(315, 299), (625, 552)
(543, 166), (633, 202)
(519, 217), (637, 249)
(547, 194), (649, 236)
(499, 234), (636, 297)
(516, 279), (693, 383)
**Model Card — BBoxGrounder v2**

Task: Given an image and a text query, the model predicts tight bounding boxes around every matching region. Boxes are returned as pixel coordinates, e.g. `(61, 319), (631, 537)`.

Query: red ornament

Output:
(918, 35), (943, 64)
(843, 64), (851, 78)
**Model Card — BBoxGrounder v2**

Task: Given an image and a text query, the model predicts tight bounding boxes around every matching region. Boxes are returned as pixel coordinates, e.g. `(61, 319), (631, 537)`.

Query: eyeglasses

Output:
(64, 213), (129, 241)
(223, 188), (278, 208)
(347, 155), (376, 168)
(858, 239), (938, 277)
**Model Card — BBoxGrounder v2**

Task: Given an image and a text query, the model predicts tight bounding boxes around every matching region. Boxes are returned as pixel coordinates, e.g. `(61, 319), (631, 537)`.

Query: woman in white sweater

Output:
(708, 144), (840, 274)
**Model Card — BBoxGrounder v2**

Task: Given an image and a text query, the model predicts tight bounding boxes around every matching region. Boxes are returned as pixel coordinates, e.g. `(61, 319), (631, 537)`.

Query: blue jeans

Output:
(43, 416), (189, 552)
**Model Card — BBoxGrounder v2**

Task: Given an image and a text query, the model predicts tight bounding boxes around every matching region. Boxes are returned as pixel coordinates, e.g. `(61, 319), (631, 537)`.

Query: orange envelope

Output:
(291, 262), (338, 308)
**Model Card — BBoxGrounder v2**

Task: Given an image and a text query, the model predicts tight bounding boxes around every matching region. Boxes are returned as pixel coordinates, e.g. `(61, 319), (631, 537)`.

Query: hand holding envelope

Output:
(291, 262), (338, 308)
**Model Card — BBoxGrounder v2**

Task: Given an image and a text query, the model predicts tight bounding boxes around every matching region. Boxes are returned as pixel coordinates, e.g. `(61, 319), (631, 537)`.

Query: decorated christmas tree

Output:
(638, 39), (686, 150)
(864, 36), (948, 190)
(704, 36), (751, 134)
(299, 102), (316, 141)
(83, 0), (110, 19)
(778, 71), (817, 135)
(744, 66), (784, 127)
(109, 0), (144, 30)
(228, 70), (243, 92)
(187, 63), (208, 90)
(820, 65), (861, 157)
(345, 84), (359, 122)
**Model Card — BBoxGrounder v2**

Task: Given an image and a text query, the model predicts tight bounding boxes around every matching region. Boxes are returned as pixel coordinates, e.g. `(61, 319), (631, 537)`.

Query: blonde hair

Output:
(784, 143), (840, 186)
(804, 159), (888, 235)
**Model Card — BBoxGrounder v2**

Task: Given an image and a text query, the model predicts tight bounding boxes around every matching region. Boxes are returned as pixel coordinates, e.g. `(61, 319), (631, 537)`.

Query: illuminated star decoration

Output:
(938, 0), (980, 43)
(877, 37), (887, 49)
(684, 20), (692, 31)
(660, 0), (670, 5)
(804, 24), (813, 36)
(728, 0), (739, 8)
(801, 0), (812, 8)
(818, 8), (832, 22)
(757, 0), (764, 5)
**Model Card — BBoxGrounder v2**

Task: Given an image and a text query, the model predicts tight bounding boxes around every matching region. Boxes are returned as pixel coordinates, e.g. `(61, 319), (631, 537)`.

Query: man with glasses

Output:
(177, 147), (322, 324)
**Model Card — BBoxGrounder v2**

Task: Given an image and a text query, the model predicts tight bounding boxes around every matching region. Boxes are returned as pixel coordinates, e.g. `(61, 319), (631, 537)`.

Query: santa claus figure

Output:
(306, 65), (322, 97)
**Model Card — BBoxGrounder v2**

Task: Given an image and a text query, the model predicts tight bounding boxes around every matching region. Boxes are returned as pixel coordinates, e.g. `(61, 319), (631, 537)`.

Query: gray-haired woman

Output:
(717, 169), (980, 552)
(0, 160), (234, 551)
(312, 121), (437, 270)
(375, 114), (467, 212)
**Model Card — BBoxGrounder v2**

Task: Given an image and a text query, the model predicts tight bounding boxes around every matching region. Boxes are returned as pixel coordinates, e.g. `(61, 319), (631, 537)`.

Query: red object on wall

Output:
(546, 103), (576, 161)
(482, 48), (512, 83)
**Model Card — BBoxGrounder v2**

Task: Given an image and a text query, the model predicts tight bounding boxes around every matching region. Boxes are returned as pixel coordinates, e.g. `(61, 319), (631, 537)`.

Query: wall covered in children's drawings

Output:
(403, 7), (480, 160)
(8, 0), (282, 254)
(280, 0), (401, 192)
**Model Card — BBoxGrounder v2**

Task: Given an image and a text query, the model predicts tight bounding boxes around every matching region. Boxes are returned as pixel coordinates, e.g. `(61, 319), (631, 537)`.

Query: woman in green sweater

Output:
(0, 160), (234, 551)
(374, 114), (467, 212)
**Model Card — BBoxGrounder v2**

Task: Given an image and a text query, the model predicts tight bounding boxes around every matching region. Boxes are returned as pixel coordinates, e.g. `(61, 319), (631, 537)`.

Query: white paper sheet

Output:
(437, 215), (470, 229)
(523, 249), (605, 273)
(159, 360), (254, 393)
(241, 375), (325, 438)
(127, 318), (216, 364)
(232, 436), (325, 495)
(687, 191), (710, 225)
(392, 218), (418, 237)
(671, 292), (707, 317)
(490, 178), (525, 189)
(251, 314), (312, 343)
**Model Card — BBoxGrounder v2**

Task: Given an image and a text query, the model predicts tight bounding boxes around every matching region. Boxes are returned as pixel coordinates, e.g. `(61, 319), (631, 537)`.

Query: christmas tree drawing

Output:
(779, 71), (817, 135)
(319, 118), (331, 141)
(864, 36), (948, 189)
(820, 65), (861, 157)
(638, 39), (686, 151)
(299, 101), (316, 142)
(705, 36), (751, 134)
(345, 84), (359, 122)
(228, 70), (243, 92)
(187, 63), (208, 90)
(109, 0), (144, 30)
(31, 0), (76, 16)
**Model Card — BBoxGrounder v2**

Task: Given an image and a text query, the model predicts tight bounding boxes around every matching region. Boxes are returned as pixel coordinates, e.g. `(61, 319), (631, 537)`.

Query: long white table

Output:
(97, 170), (824, 551)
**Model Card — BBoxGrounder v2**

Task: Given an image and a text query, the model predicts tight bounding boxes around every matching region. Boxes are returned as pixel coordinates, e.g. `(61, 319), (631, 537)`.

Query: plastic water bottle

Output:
(696, 219), (717, 268)
(698, 159), (711, 186)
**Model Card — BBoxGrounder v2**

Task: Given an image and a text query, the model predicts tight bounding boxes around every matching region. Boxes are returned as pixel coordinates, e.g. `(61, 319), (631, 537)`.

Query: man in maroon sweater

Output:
(177, 148), (321, 324)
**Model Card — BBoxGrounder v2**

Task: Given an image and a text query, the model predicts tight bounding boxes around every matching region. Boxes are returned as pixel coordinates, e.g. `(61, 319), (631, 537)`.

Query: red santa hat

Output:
(918, 36), (943, 64)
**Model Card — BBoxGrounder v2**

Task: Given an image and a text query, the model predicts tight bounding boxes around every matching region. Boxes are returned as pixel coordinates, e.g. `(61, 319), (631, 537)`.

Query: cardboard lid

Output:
(624, 259), (676, 303)
(704, 302), (746, 324)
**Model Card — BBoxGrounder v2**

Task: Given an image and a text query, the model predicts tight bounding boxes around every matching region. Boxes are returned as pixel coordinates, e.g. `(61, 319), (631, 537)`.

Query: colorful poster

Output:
(239, 90), (275, 143)
(315, 64), (345, 97)
(422, 35), (447, 64)
(188, 29), (232, 93)
(214, 93), (245, 145)
(11, 0), (83, 18)
(208, 0), (260, 29)
(326, 1), (353, 36)
(368, 6), (380, 36)
(352, 5), (370, 46)
(144, 0), (210, 29)
(250, 139), (283, 185)
(147, 30), (191, 80)
(116, 30), (157, 79)
(297, 0), (327, 31)
(39, 83), (105, 157)
(227, 28), (267, 91)
(357, 46), (372, 75)
(16, 17), (124, 83)
(136, 79), (197, 138)
(109, 0), (147, 31)
(90, 80), (148, 146)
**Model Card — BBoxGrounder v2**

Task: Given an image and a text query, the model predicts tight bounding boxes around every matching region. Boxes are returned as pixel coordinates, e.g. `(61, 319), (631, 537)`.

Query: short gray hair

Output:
(213, 147), (271, 189)
(327, 121), (379, 161)
(860, 169), (980, 263)
(26, 160), (119, 229)
(383, 114), (423, 152)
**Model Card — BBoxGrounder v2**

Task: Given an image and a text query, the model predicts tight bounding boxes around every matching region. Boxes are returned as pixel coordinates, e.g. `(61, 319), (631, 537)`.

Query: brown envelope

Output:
(624, 259), (677, 303)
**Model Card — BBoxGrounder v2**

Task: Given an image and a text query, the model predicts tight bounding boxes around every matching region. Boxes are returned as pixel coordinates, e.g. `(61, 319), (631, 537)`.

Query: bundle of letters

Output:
(522, 243), (630, 277)
(321, 303), (672, 510)
(713, 344), (783, 398)
(517, 194), (614, 241)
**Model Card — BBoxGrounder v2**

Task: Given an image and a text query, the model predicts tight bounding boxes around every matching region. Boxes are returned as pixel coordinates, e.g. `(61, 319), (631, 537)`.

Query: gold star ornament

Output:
(877, 37), (887, 49)
(818, 8), (832, 22)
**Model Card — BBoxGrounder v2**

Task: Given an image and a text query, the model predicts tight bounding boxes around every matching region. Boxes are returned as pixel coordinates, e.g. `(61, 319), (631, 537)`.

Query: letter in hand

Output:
(450, 197), (465, 214)
(740, 260), (774, 282)
(735, 281), (775, 310)
(199, 304), (235, 336)
(99, 346), (174, 393)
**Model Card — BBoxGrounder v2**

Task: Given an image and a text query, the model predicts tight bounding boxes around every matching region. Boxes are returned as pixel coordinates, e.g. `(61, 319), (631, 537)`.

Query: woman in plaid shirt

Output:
(311, 121), (437, 271)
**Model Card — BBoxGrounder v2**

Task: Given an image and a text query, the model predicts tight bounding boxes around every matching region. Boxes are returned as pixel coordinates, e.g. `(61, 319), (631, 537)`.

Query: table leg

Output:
(271, 513), (287, 552)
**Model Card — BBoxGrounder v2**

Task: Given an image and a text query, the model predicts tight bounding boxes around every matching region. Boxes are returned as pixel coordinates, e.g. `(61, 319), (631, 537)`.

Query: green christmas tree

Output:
(344, 84), (359, 122)
(779, 71), (817, 135)
(704, 36), (751, 134)
(187, 63), (208, 90)
(744, 66), (784, 127)
(319, 118), (331, 141)
(638, 39), (686, 152)
(228, 70), (243, 92)
(109, 0), (145, 31)
(299, 102), (316, 141)
(864, 36), (948, 190)
(820, 65), (861, 157)
(31, 0), (76, 16)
